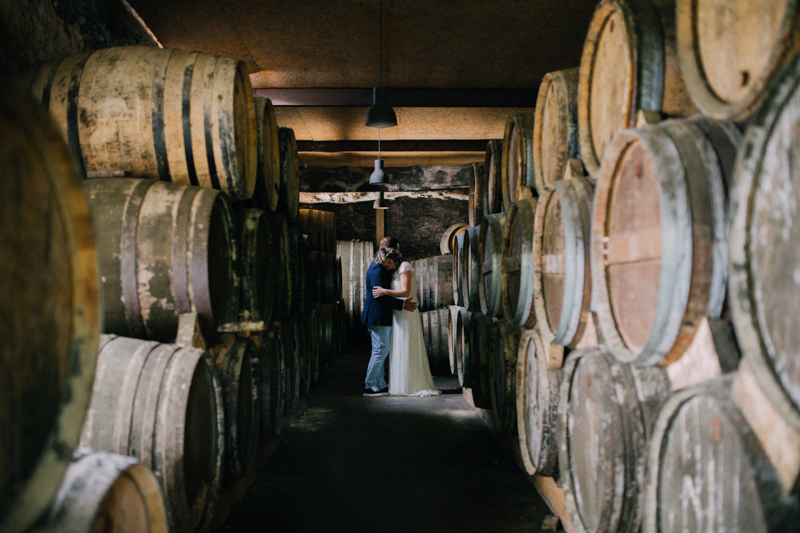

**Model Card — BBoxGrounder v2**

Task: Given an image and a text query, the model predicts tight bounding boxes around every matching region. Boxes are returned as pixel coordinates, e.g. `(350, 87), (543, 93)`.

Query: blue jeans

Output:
(365, 325), (392, 389)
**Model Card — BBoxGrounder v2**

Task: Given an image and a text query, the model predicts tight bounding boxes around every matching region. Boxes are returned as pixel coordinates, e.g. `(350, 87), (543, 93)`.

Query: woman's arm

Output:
(372, 269), (412, 298)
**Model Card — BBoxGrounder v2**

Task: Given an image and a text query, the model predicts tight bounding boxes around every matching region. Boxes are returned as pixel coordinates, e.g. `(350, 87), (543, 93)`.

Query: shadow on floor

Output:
(220, 334), (552, 533)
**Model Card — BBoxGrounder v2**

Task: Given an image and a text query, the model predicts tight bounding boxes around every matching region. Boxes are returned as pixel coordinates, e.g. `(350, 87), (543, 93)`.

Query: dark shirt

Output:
(361, 260), (404, 326)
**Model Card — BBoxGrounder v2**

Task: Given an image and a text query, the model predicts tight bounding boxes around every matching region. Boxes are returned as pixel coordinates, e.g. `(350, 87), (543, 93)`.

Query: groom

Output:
(362, 245), (416, 397)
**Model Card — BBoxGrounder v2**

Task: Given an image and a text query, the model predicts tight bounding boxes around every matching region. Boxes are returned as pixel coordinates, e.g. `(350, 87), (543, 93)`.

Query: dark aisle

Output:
(219, 336), (552, 533)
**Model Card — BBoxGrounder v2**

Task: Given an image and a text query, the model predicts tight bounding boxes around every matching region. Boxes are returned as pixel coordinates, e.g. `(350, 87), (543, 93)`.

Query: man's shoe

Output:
(363, 387), (389, 397)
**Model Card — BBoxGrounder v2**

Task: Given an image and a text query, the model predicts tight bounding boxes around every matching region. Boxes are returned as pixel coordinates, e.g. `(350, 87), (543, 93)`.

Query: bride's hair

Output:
(375, 247), (403, 265)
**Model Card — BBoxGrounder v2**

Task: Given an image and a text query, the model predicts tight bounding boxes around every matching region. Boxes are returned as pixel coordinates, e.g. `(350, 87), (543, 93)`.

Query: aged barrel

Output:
(479, 213), (507, 317)
(559, 347), (670, 533)
(469, 313), (498, 410)
(309, 251), (339, 304)
(516, 329), (564, 477)
(484, 139), (504, 215)
(412, 255), (455, 312)
(288, 228), (309, 315)
(421, 308), (452, 376)
(729, 54), (800, 431)
(297, 208), (336, 252)
(80, 335), (225, 533)
(502, 113), (536, 209)
(251, 96), (280, 212)
(337, 240), (374, 330)
(440, 222), (469, 255)
(592, 117), (740, 366)
(533, 177), (594, 346)
(491, 320), (524, 434)
(211, 338), (261, 480)
(258, 324), (286, 437)
(455, 308), (473, 388)
(38, 451), (168, 533)
(270, 213), (293, 320)
(28, 46), (257, 199)
(0, 82), (100, 533)
(642, 378), (800, 533)
(533, 68), (581, 193)
(280, 317), (301, 415)
(469, 162), (486, 227)
(501, 197), (538, 327)
(85, 178), (239, 343)
(313, 303), (335, 363)
(453, 232), (466, 307)
(234, 207), (274, 324)
(448, 306), (460, 375)
(464, 226), (482, 312)
(278, 126), (300, 223)
(676, 0), (800, 121)
(578, 0), (696, 179)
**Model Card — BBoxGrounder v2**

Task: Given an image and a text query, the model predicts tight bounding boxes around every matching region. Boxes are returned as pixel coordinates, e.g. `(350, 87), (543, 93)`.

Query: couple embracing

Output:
(361, 237), (441, 398)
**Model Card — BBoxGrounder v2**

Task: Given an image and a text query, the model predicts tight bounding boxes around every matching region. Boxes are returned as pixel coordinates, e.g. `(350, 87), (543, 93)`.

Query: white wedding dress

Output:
(388, 262), (441, 397)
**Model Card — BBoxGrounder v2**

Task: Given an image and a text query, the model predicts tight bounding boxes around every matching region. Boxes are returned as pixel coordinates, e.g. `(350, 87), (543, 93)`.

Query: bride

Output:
(372, 249), (441, 397)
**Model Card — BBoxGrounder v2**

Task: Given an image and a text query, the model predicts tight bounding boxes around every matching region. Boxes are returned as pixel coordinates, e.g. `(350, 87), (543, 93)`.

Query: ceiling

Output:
(127, 0), (599, 167)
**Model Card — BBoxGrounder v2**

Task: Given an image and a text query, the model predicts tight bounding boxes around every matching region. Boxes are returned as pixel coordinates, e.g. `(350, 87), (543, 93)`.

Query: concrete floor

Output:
(220, 335), (553, 533)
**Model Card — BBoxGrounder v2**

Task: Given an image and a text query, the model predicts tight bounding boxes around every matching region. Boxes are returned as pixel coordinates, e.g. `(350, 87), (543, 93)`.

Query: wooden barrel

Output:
(251, 96), (280, 212)
(211, 338), (261, 480)
(80, 335), (225, 533)
(306, 309), (321, 385)
(502, 113), (536, 209)
(313, 303), (335, 363)
(309, 251), (339, 304)
(455, 308), (473, 388)
(592, 117), (741, 366)
(479, 213), (507, 317)
(448, 306), (460, 375)
(412, 255), (455, 312)
(297, 208), (336, 252)
(0, 81), (100, 533)
(501, 198), (539, 327)
(516, 330), (564, 477)
(469, 313), (498, 410)
(278, 126), (300, 223)
(440, 222), (469, 255)
(676, 0), (800, 121)
(38, 451), (168, 533)
(85, 178), (239, 343)
(484, 139), (504, 215)
(453, 232), (466, 307)
(533, 177), (594, 346)
(421, 308), (452, 376)
(234, 207), (275, 324)
(559, 347), (670, 533)
(491, 320), (524, 434)
(729, 55), (800, 431)
(464, 226), (482, 312)
(280, 317), (301, 415)
(27, 47), (256, 199)
(337, 240), (374, 330)
(270, 213), (293, 320)
(533, 68), (581, 193)
(642, 378), (800, 533)
(259, 324), (285, 437)
(578, 0), (696, 180)
(468, 162), (486, 227)
(294, 229), (312, 315)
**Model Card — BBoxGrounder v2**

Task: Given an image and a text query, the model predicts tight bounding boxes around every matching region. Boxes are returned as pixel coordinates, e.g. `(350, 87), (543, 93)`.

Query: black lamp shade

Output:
(365, 87), (397, 128)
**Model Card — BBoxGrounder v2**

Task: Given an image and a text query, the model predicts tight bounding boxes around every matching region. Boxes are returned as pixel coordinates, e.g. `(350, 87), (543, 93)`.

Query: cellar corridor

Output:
(218, 336), (552, 533)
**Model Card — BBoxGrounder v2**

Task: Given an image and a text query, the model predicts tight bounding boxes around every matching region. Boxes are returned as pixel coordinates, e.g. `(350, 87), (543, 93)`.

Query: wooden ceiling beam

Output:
(254, 88), (538, 107)
(297, 140), (490, 152)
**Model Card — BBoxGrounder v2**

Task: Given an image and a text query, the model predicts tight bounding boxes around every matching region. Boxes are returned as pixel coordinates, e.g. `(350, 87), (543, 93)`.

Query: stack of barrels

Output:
(456, 1), (800, 532)
(2, 45), (343, 533)
(337, 239), (376, 335)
